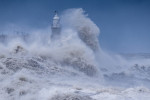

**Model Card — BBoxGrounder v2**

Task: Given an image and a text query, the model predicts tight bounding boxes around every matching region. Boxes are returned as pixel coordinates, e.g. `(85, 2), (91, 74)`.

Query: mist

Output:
(1, 0), (150, 53)
(0, 8), (150, 100)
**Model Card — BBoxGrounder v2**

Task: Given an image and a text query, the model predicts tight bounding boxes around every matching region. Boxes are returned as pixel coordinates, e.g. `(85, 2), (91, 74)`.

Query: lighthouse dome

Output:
(53, 14), (59, 20)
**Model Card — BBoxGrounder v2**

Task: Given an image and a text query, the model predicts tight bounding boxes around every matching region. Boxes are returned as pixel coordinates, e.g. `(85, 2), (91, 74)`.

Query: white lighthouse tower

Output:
(51, 11), (61, 40)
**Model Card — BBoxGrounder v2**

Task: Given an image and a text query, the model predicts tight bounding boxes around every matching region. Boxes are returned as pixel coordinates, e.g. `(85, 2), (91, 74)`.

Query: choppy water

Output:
(0, 8), (150, 100)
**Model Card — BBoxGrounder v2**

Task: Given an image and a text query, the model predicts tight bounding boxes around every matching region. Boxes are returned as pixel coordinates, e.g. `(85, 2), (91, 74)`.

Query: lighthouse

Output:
(51, 11), (61, 40)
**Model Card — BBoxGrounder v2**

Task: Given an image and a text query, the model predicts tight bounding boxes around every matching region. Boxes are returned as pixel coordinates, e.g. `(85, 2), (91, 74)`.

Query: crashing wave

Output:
(0, 8), (150, 100)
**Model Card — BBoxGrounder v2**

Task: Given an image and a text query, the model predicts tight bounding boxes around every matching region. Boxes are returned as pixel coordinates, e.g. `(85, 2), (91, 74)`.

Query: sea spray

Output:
(0, 8), (150, 100)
